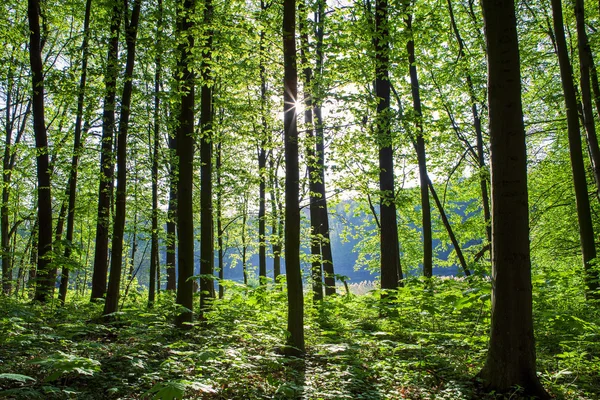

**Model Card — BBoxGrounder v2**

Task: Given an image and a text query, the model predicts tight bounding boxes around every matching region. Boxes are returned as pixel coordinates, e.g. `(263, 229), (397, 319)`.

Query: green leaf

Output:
(0, 373), (36, 383)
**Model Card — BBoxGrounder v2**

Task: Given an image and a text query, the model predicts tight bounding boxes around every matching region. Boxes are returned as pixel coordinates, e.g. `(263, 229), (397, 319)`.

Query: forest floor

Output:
(0, 277), (598, 399)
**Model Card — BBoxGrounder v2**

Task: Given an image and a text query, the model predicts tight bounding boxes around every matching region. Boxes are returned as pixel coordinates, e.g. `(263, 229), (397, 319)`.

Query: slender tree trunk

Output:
(405, 12), (433, 278)
(552, 0), (599, 299)
(175, 0), (196, 327)
(91, 1), (122, 300)
(216, 142), (224, 298)
(257, 0), (268, 283)
(166, 129), (177, 291)
(200, 0), (215, 311)
(299, 0), (323, 302)
(59, 0), (93, 305)
(574, 0), (600, 197)
(283, 0), (304, 355)
(478, 0), (549, 396)
(29, 0), (54, 302)
(375, 0), (402, 290)
(104, 0), (142, 317)
(28, 218), (38, 295)
(446, 0), (491, 244)
(2, 94), (30, 294)
(270, 155), (282, 281)
(313, 0), (335, 295)
(427, 180), (470, 275)
(242, 199), (248, 286)
(149, 0), (163, 307)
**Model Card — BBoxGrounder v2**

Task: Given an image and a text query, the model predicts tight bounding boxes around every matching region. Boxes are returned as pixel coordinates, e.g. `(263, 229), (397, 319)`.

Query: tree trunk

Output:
(200, 0), (215, 311)
(257, 0), (268, 283)
(270, 155), (282, 281)
(216, 142), (224, 298)
(283, 0), (304, 355)
(299, 0), (323, 302)
(446, 0), (491, 244)
(552, 0), (599, 299)
(375, 0), (402, 290)
(29, 0), (54, 303)
(59, 0), (93, 305)
(91, 1), (122, 301)
(574, 0), (600, 197)
(313, 0), (335, 295)
(166, 126), (177, 291)
(149, 0), (163, 307)
(478, 0), (549, 396)
(405, 12), (433, 278)
(175, 0), (196, 327)
(104, 0), (142, 318)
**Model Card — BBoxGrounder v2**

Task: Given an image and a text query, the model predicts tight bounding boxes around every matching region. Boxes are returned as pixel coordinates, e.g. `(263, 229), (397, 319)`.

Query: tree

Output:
(175, 0), (196, 328)
(58, 0), (93, 305)
(200, 0), (215, 311)
(148, 0), (163, 308)
(91, 0), (122, 301)
(478, 0), (549, 396)
(28, 0), (54, 303)
(104, 0), (142, 318)
(404, 7), (432, 278)
(374, 0), (402, 290)
(283, 0), (304, 355)
(551, 0), (599, 299)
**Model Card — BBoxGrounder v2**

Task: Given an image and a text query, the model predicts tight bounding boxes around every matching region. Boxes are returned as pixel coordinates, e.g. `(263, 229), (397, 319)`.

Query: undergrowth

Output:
(0, 277), (598, 399)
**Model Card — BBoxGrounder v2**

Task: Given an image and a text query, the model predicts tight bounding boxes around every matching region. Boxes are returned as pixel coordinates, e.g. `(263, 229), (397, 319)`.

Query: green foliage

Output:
(1, 278), (598, 399)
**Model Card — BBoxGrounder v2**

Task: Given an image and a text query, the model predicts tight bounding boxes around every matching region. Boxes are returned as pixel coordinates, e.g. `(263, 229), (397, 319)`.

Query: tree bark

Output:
(175, 0), (196, 327)
(166, 126), (177, 291)
(29, 0), (54, 303)
(574, 0), (600, 197)
(216, 141), (224, 298)
(446, 0), (491, 245)
(478, 0), (550, 396)
(313, 0), (335, 295)
(283, 0), (304, 355)
(91, 1), (122, 301)
(552, 0), (599, 299)
(148, 0), (163, 308)
(299, 0), (323, 302)
(58, 0), (93, 305)
(200, 0), (215, 311)
(257, 0), (268, 283)
(104, 0), (142, 318)
(375, 0), (402, 290)
(405, 12), (433, 278)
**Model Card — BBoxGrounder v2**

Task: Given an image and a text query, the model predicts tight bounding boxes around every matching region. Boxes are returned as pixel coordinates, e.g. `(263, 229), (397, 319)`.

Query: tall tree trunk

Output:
(59, 0), (93, 305)
(216, 141), (224, 298)
(91, 1), (122, 300)
(283, 0), (304, 355)
(375, 0), (402, 290)
(405, 12), (433, 278)
(552, 0), (599, 299)
(270, 155), (282, 281)
(29, 0), (54, 302)
(257, 0), (268, 283)
(478, 0), (549, 396)
(313, 0), (335, 295)
(299, 0), (323, 302)
(2, 90), (30, 294)
(200, 0), (215, 311)
(446, 0), (491, 244)
(166, 127), (177, 291)
(574, 0), (600, 197)
(104, 0), (142, 317)
(149, 0), (163, 307)
(175, 0), (196, 327)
